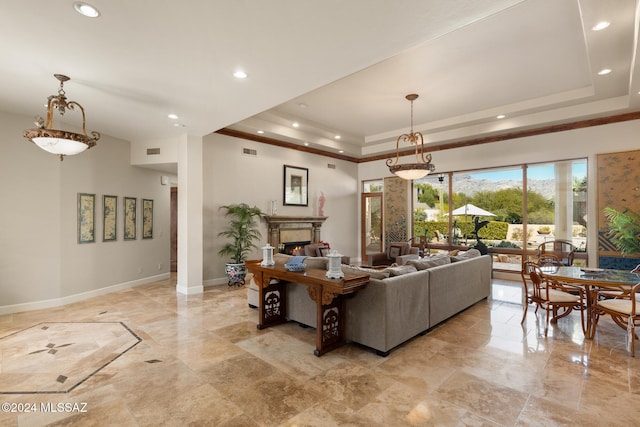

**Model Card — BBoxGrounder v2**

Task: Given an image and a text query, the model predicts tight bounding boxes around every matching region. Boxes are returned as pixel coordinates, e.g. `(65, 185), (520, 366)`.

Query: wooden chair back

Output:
(537, 240), (575, 266)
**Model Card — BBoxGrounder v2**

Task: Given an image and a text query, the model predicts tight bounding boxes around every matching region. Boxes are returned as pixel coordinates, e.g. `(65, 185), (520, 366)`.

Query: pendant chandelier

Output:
(386, 94), (435, 180)
(24, 74), (100, 161)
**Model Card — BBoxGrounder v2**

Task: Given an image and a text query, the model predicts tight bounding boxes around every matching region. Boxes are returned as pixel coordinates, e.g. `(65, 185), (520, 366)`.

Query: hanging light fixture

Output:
(24, 74), (100, 161)
(386, 94), (435, 180)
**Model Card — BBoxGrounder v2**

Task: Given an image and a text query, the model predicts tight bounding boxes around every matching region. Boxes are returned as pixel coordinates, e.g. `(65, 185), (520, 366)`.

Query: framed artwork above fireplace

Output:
(283, 165), (308, 206)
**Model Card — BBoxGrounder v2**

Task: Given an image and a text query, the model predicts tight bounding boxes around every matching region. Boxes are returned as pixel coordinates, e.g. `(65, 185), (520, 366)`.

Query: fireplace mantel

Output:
(263, 215), (328, 249)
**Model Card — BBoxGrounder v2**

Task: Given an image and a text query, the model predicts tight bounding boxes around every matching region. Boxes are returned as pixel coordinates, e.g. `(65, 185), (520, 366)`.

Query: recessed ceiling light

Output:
(257, 130), (264, 134)
(233, 70), (248, 79)
(73, 2), (100, 18)
(598, 68), (612, 75)
(334, 135), (341, 140)
(496, 114), (506, 119)
(338, 150), (344, 153)
(168, 114), (179, 120)
(304, 142), (310, 146)
(292, 122), (299, 128)
(592, 21), (610, 31)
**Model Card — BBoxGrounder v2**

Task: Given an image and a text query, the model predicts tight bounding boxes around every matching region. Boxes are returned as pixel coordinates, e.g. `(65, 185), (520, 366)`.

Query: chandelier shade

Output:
(23, 74), (100, 161)
(386, 94), (435, 180)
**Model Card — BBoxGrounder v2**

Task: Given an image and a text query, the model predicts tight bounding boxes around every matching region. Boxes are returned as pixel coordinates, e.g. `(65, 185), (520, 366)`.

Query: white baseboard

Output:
(203, 277), (229, 287)
(0, 273), (171, 315)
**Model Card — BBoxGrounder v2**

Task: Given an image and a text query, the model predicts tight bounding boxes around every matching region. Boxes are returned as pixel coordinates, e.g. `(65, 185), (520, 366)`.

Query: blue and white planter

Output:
(225, 263), (247, 286)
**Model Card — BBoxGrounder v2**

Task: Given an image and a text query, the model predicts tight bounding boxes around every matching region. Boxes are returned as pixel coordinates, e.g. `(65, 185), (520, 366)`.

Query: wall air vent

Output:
(146, 148), (161, 155)
(327, 163), (336, 169)
(242, 148), (257, 156)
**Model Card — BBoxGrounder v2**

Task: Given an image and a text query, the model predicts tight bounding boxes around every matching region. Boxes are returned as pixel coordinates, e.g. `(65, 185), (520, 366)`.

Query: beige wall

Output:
(203, 133), (359, 284)
(3, 106), (639, 309)
(0, 111), (171, 312)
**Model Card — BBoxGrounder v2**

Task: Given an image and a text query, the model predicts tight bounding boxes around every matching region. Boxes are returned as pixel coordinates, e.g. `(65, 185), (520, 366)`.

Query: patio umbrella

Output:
(449, 203), (496, 217)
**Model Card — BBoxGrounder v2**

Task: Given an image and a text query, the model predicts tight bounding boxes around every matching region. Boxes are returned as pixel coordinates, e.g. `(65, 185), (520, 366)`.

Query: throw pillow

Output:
(383, 265), (418, 276)
(317, 246), (330, 257)
(451, 248), (482, 262)
(387, 243), (403, 260)
(342, 265), (390, 279)
(407, 253), (451, 270)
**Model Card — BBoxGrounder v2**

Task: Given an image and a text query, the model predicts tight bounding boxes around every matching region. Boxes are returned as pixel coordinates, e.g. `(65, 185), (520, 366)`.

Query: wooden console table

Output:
(246, 260), (369, 356)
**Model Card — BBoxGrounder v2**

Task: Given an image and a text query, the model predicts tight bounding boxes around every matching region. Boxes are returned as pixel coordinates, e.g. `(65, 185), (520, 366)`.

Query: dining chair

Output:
(537, 253), (563, 267)
(537, 239), (575, 266)
(520, 261), (540, 324)
(525, 263), (586, 336)
(593, 283), (640, 356)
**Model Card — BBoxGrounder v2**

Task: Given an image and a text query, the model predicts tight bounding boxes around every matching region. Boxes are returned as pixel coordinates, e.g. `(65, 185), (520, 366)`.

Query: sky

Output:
(467, 161), (587, 182)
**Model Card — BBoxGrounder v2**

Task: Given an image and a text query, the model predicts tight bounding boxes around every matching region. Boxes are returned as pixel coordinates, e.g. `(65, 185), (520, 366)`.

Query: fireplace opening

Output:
(278, 240), (311, 255)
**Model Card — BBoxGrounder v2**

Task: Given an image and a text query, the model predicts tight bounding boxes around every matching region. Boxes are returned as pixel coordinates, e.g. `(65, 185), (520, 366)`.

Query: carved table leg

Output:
(256, 273), (286, 330)
(308, 285), (346, 356)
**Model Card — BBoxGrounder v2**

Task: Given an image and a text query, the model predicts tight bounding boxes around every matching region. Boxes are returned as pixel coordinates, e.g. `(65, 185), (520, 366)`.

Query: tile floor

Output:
(0, 276), (639, 426)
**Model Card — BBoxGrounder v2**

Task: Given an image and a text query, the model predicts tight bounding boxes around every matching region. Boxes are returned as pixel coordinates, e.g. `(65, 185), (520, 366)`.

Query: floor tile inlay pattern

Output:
(0, 276), (639, 425)
(0, 322), (141, 394)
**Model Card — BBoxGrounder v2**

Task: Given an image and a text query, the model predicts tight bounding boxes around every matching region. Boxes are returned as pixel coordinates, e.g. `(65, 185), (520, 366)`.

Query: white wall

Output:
(0, 111), (171, 312)
(359, 119), (640, 265)
(203, 133), (359, 283)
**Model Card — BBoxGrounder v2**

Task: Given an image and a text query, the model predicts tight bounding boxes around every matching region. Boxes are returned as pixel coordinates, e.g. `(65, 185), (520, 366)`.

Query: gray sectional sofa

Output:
(249, 251), (492, 356)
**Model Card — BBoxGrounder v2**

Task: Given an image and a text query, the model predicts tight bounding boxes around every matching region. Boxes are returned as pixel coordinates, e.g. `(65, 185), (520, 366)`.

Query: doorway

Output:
(170, 186), (177, 272)
(361, 192), (383, 261)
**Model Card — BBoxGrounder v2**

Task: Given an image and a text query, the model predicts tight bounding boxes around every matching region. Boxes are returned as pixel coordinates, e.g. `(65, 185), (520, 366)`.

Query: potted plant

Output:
(604, 207), (640, 255)
(537, 225), (551, 235)
(218, 203), (265, 286)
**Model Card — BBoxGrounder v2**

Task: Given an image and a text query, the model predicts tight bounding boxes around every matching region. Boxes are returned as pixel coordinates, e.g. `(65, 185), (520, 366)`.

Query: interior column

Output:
(176, 134), (204, 295)
(554, 162), (573, 241)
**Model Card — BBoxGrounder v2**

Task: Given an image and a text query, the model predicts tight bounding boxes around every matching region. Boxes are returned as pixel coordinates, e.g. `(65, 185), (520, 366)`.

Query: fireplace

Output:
(263, 215), (328, 249)
(279, 240), (311, 255)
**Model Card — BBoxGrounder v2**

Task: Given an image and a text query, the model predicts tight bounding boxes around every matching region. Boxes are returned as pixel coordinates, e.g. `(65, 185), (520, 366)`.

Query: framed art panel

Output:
(78, 193), (95, 244)
(103, 195), (117, 241)
(283, 165), (308, 206)
(124, 197), (137, 240)
(142, 199), (153, 239)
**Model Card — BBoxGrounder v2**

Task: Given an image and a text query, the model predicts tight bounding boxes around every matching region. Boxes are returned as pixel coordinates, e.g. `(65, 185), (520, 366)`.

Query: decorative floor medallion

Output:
(0, 322), (141, 394)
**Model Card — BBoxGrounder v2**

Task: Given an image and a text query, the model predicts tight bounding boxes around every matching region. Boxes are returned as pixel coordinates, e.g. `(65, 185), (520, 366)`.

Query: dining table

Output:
(539, 265), (640, 338)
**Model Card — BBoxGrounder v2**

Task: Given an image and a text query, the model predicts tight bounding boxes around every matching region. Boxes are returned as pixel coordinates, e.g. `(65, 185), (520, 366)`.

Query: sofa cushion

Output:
(383, 265), (418, 276)
(407, 253), (451, 270)
(274, 253), (292, 266)
(450, 248), (482, 262)
(342, 265), (390, 279)
(304, 257), (328, 269)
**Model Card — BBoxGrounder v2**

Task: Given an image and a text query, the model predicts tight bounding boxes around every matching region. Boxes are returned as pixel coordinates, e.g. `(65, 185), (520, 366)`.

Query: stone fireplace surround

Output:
(263, 216), (327, 252)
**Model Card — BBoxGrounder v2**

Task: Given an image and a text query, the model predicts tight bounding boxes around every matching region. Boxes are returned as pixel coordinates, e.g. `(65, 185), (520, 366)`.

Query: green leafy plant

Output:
(604, 207), (640, 255)
(218, 203), (264, 264)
